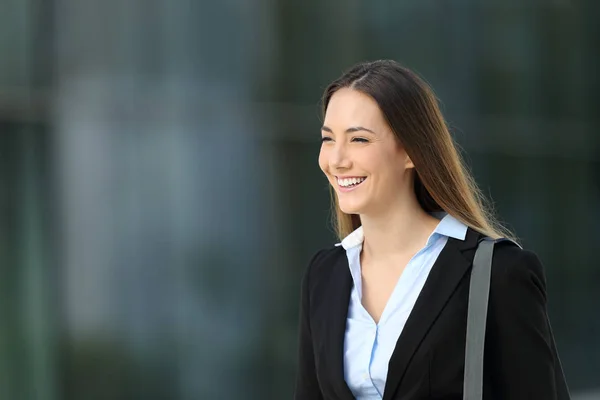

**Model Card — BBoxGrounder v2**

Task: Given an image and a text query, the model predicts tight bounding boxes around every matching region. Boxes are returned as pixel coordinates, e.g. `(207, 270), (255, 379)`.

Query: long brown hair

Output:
(322, 60), (517, 243)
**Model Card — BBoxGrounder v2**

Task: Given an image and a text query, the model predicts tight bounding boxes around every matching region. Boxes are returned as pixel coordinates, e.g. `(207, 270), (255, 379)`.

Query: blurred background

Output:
(1, 0), (599, 399)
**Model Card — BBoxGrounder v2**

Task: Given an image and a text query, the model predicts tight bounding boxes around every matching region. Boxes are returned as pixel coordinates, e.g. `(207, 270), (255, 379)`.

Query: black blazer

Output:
(294, 228), (564, 399)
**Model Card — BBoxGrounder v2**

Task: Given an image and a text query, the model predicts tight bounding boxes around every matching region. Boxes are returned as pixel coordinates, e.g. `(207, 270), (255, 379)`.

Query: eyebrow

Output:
(321, 125), (376, 134)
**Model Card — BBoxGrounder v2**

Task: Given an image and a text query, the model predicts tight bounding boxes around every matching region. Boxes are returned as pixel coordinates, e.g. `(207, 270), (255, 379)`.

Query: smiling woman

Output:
(319, 62), (514, 244)
(294, 60), (570, 400)
(319, 87), (421, 225)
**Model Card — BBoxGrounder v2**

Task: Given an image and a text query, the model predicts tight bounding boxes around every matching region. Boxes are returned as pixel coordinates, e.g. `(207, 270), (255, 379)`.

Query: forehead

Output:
(324, 88), (387, 129)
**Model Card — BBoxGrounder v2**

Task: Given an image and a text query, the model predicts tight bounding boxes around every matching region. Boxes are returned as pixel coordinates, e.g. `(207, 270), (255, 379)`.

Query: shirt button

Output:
(363, 373), (369, 380)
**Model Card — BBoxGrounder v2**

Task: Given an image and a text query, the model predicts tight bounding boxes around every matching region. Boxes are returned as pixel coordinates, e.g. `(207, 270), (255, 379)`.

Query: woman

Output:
(294, 60), (568, 399)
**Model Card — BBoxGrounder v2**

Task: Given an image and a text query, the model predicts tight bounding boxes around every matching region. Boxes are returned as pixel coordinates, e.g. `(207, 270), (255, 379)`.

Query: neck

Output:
(360, 194), (440, 260)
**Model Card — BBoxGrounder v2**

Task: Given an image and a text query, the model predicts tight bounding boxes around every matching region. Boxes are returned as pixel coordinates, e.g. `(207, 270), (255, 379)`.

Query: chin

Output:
(338, 201), (366, 216)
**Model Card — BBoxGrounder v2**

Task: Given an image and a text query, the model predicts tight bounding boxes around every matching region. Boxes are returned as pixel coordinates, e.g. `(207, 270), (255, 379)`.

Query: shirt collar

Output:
(334, 212), (468, 250)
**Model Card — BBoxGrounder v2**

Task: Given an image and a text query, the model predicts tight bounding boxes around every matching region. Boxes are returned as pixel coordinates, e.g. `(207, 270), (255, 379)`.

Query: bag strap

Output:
(463, 238), (501, 399)
(463, 237), (570, 400)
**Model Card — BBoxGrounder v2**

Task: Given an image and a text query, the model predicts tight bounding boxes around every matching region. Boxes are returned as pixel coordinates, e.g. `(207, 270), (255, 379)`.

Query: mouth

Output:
(336, 176), (367, 191)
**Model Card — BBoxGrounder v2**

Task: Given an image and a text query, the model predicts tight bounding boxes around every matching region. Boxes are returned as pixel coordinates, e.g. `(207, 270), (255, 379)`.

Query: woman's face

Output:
(318, 88), (414, 217)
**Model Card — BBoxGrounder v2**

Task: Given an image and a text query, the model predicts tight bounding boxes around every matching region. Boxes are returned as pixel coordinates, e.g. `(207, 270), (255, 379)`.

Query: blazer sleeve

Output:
(293, 250), (325, 400)
(486, 247), (559, 399)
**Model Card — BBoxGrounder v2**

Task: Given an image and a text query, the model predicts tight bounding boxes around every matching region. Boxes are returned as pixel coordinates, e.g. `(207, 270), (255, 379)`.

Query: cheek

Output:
(374, 152), (406, 182)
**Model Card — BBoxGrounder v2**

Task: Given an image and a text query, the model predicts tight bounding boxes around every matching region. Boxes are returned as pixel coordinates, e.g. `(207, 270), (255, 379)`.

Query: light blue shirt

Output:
(337, 213), (468, 399)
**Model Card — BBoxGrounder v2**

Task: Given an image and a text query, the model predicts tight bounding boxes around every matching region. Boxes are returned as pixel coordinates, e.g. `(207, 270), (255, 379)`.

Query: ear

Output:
(405, 155), (415, 169)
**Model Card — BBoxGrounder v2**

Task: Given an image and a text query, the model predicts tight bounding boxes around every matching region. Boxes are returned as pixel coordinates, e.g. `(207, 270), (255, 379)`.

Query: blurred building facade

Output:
(0, 0), (598, 399)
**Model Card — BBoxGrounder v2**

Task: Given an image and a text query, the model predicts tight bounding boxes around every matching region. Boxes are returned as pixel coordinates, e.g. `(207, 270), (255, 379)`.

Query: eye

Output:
(352, 137), (369, 143)
(321, 137), (333, 143)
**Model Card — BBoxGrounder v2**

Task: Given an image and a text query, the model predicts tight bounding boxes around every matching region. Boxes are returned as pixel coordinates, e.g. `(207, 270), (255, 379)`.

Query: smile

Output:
(336, 176), (366, 190)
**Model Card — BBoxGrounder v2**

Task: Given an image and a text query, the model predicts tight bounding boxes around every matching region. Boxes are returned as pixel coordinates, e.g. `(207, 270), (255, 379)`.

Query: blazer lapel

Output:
(382, 228), (481, 400)
(322, 251), (356, 400)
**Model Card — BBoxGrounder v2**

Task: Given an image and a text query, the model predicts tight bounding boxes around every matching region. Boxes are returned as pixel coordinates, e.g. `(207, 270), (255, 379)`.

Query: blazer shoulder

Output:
(302, 245), (345, 285)
(490, 242), (547, 299)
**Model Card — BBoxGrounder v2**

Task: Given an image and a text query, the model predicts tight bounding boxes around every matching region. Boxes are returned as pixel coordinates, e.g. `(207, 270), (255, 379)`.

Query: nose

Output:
(329, 142), (352, 170)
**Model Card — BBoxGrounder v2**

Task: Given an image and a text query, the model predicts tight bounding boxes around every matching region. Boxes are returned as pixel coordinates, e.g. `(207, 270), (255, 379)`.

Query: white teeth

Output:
(337, 177), (365, 187)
